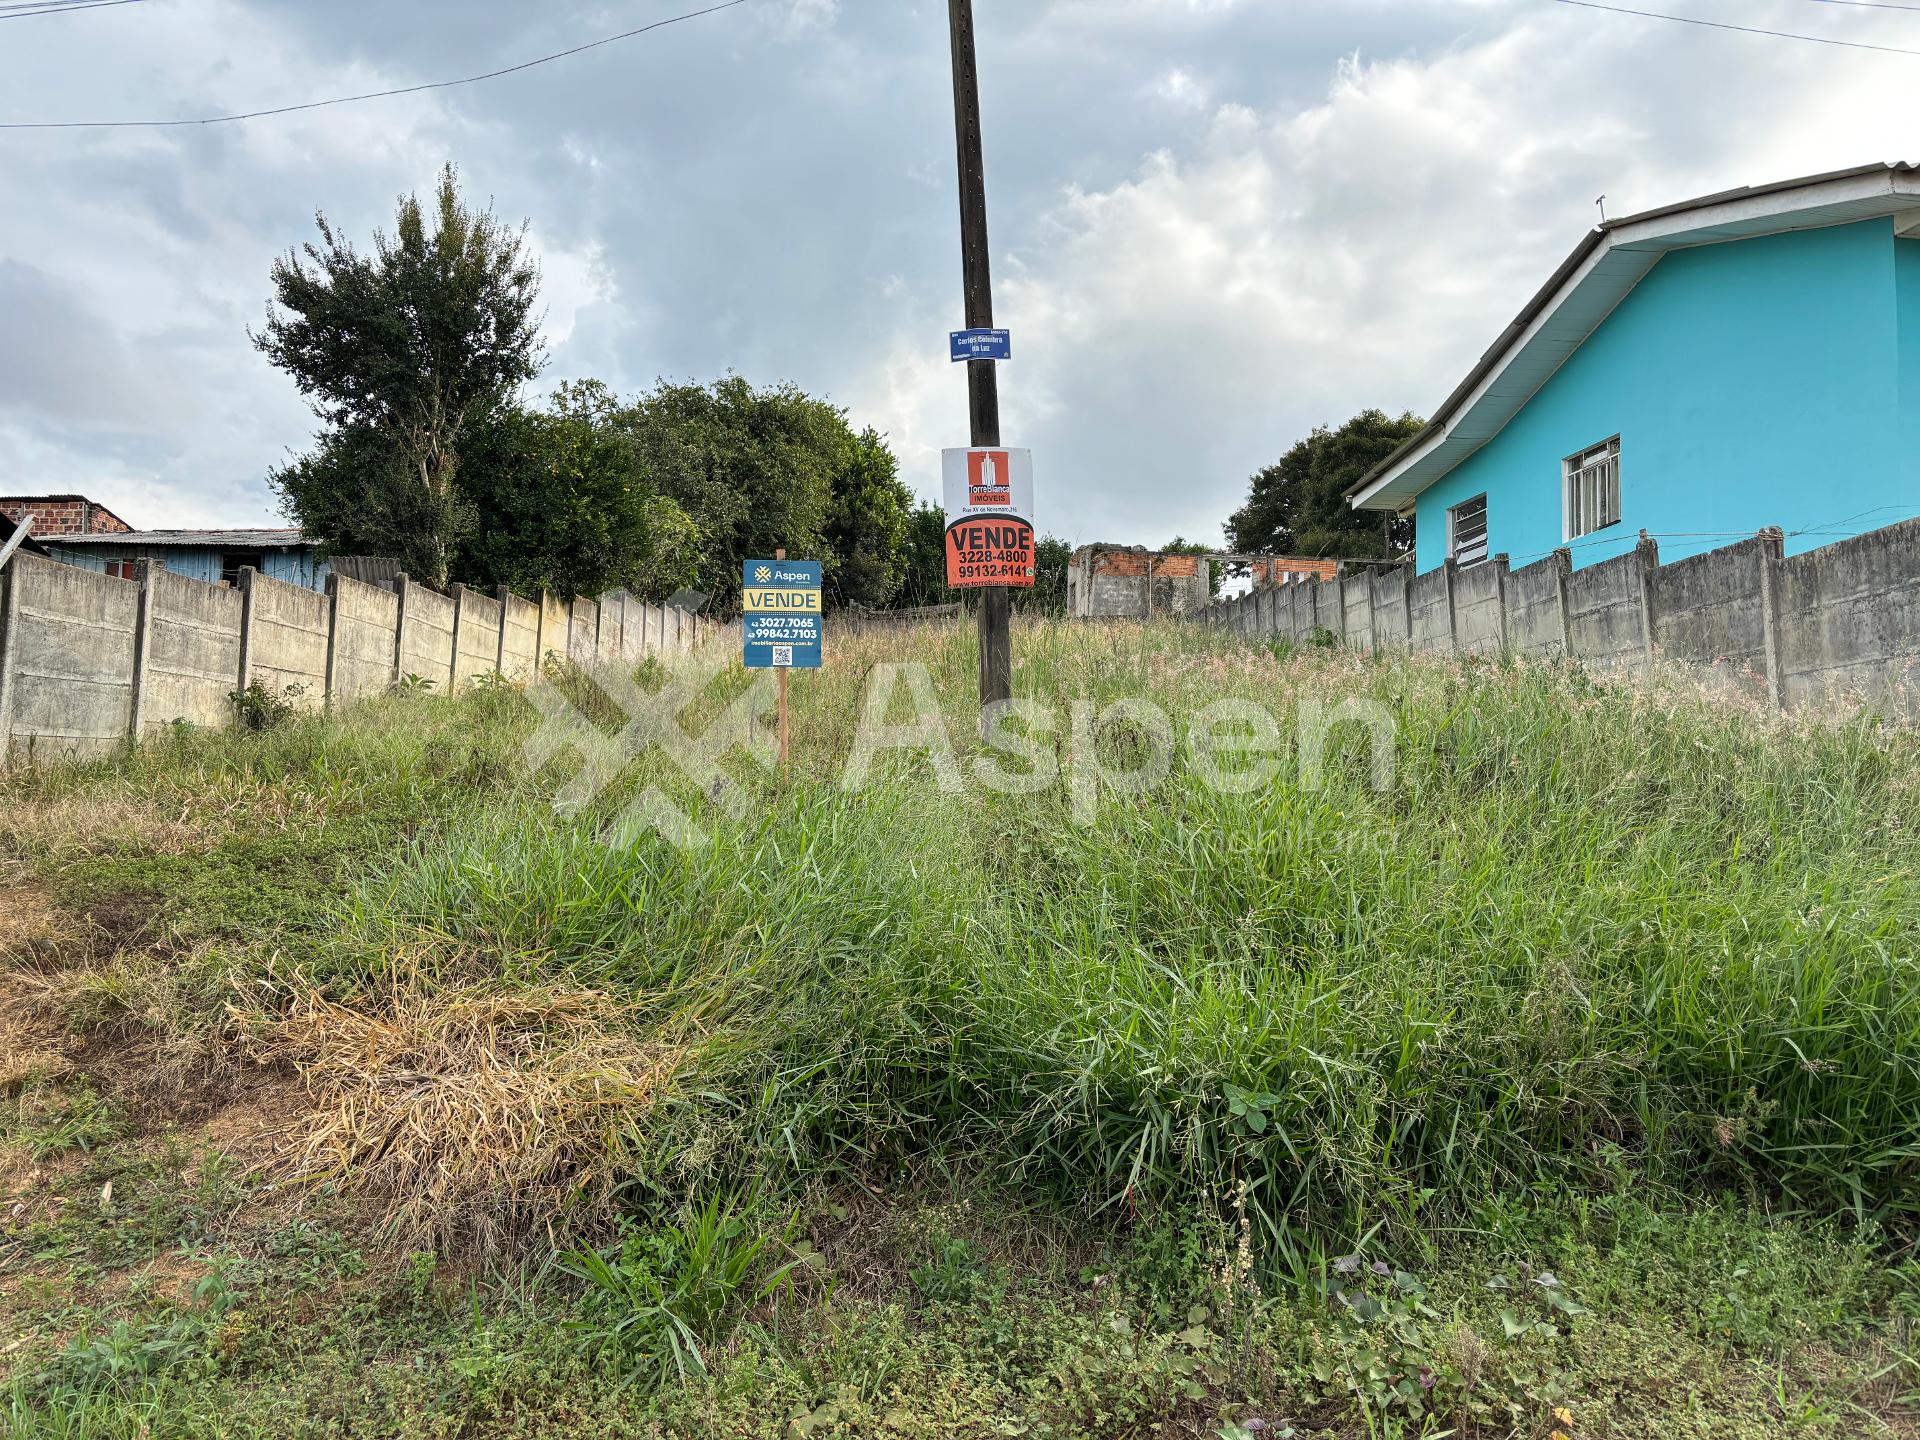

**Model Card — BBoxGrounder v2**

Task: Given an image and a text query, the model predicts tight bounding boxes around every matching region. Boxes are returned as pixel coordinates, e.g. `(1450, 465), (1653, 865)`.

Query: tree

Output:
(824, 428), (912, 610)
(617, 377), (844, 613)
(457, 382), (703, 601)
(1015, 535), (1072, 615)
(1226, 409), (1425, 561)
(256, 165), (543, 588)
(896, 501), (956, 610)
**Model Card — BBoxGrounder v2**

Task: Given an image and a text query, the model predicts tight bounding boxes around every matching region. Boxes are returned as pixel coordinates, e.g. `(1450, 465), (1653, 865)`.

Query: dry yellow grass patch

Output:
(0, 793), (205, 862)
(248, 969), (685, 1253)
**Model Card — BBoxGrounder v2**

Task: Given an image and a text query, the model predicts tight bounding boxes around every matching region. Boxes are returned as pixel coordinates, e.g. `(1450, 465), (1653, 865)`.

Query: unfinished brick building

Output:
(0, 494), (133, 539)
(1066, 546), (1214, 619)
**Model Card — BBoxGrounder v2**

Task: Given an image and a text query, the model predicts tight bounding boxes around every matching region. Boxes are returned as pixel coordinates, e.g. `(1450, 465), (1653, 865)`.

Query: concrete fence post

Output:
(532, 588), (549, 673)
(392, 572), (412, 688)
(1756, 526), (1787, 712)
(1492, 553), (1512, 654)
(1634, 531), (1661, 676)
(1441, 558), (1459, 655)
(1402, 564), (1414, 648)
(0, 555), (16, 766)
(494, 585), (512, 675)
(449, 583), (468, 694)
(127, 559), (156, 741)
(235, 565), (258, 695)
(322, 573), (342, 710)
(1552, 548), (1574, 657)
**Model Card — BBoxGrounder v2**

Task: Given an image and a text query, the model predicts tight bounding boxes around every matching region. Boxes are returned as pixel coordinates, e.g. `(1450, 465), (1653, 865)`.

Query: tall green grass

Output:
(200, 623), (1920, 1238)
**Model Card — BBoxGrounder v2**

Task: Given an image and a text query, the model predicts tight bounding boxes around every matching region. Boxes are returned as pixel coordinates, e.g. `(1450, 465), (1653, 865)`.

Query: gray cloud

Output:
(0, 0), (1915, 541)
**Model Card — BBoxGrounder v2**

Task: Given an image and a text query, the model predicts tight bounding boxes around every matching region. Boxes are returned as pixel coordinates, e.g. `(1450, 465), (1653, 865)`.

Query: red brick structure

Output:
(1067, 545), (1215, 619)
(0, 494), (134, 538)
(1248, 555), (1340, 587)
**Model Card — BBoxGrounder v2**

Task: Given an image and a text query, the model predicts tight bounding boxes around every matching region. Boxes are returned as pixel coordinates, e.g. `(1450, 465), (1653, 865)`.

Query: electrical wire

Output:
(1552, 0), (1920, 55)
(0, 0), (147, 15)
(0, 0), (753, 130)
(1800, 0), (1920, 13)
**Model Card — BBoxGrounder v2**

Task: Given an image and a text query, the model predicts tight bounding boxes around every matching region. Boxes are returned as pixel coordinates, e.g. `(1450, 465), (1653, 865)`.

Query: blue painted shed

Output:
(1350, 162), (1920, 572)
(43, 528), (331, 591)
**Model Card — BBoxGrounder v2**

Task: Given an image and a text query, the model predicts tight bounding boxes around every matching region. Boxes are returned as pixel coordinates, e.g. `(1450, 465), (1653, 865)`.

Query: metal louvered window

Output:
(1563, 437), (1621, 541)
(1448, 493), (1489, 567)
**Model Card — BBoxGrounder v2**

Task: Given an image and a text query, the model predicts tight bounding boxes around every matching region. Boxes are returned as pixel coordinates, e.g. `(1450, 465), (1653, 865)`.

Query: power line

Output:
(1552, 0), (1920, 55)
(0, 0), (147, 16)
(0, 0), (753, 130)
(1800, 0), (1920, 13)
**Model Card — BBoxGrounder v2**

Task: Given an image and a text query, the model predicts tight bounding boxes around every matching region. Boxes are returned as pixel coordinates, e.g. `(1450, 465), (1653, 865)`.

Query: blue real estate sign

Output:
(950, 328), (1012, 363)
(741, 559), (823, 669)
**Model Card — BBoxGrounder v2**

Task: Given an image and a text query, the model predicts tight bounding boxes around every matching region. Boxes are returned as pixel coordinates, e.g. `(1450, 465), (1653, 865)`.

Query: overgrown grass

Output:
(246, 622), (1920, 1252)
(7, 618), (1920, 1435)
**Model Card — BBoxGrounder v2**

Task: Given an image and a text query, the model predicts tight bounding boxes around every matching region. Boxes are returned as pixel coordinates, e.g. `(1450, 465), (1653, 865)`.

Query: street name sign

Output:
(950, 328), (1012, 363)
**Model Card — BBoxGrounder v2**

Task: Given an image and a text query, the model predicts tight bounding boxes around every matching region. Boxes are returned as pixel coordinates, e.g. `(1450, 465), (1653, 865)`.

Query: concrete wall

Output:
(401, 581), (456, 688)
(451, 587), (502, 693)
(0, 556), (725, 764)
(1776, 516), (1920, 718)
(500, 592), (540, 682)
(1199, 518), (1920, 720)
(0, 554), (137, 759)
(143, 566), (241, 733)
(332, 576), (398, 703)
(246, 573), (329, 707)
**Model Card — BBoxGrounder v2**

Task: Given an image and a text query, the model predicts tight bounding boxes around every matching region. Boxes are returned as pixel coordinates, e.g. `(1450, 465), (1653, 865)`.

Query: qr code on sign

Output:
(772, 645), (794, 668)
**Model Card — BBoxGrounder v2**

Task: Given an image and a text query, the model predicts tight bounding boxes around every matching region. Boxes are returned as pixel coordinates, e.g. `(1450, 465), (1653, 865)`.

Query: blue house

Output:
(43, 526), (330, 591)
(1349, 162), (1920, 572)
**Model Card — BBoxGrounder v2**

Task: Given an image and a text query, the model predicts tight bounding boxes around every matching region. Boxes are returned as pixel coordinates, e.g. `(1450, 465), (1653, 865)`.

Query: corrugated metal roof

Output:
(49, 528), (308, 547)
(1350, 161), (1920, 511)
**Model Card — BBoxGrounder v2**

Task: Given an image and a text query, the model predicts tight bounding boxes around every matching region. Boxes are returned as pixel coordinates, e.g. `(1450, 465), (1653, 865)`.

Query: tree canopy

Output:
(256, 165), (543, 588)
(1226, 409), (1425, 560)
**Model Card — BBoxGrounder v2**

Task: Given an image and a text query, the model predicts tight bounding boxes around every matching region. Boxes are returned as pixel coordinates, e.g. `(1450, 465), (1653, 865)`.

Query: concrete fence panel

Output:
(1371, 568), (1411, 651)
(499, 593), (540, 682)
(569, 597), (599, 665)
(1507, 553), (1570, 659)
(1408, 566), (1453, 653)
(1650, 535), (1769, 699)
(1565, 544), (1655, 674)
(1342, 576), (1374, 649)
(247, 573), (330, 706)
(452, 587), (503, 692)
(1776, 516), (1920, 718)
(0, 554), (139, 760)
(402, 583), (456, 688)
(332, 576), (399, 703)
(143, 566), (242, 733)
(1452, 557), (1507, 656)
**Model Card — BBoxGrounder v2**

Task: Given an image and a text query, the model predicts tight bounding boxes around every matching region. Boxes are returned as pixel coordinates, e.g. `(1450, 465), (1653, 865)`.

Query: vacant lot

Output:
(4, 619), (1918, 1438)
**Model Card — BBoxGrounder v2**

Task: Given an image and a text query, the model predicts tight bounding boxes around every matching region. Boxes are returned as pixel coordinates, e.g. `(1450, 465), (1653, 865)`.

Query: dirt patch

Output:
(0, 877), (71, 959)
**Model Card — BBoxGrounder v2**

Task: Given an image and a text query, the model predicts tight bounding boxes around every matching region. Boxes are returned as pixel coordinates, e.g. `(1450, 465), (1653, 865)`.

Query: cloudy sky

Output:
(1, 0), (1916, 549)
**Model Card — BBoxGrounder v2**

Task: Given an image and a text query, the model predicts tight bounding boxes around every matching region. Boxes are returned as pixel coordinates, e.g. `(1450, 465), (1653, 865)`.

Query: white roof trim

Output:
(1351, 163), (1920, 512)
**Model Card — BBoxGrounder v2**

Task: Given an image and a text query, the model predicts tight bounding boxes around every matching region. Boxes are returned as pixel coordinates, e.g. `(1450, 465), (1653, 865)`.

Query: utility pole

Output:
(947, 0), (1011, 716)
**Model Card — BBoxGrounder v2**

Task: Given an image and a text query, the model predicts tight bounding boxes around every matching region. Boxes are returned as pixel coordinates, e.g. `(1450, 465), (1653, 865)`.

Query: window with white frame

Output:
(1447, 493), (1489, 567)
(1563, 437), (1621, 541)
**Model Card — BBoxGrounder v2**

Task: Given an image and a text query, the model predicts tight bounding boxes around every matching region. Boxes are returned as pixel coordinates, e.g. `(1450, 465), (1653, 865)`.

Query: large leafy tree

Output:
(617, 377), (845, 613)
(458, 382), (703, 602)
(824, 428), (913, 609)
(256, 165), (543, 588)
(896, 501), (956, 610)
(1226, 409), (1425, 560)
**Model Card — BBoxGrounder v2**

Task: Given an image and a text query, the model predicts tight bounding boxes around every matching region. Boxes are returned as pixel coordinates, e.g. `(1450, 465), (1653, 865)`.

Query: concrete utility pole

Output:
(947, 0), (1011, 716)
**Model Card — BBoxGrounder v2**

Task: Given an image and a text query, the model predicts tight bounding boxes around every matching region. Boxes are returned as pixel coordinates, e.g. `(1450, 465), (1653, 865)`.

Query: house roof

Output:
(1349, 161), (1920, 513)
(49, 528), (308, 547)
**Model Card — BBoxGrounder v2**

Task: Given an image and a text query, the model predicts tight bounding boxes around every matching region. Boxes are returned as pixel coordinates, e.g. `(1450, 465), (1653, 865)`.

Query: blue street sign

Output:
(741, 559), (823, 670)
(950, 328), (1012, 363)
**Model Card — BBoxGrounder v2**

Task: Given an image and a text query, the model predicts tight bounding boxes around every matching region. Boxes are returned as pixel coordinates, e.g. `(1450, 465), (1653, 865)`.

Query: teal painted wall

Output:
(1414, 219), (1918, 572)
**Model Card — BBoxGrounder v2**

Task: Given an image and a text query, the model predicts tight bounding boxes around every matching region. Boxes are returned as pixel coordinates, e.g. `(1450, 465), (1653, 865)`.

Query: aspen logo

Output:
(754, 564), (773, 583)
